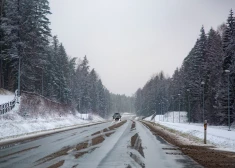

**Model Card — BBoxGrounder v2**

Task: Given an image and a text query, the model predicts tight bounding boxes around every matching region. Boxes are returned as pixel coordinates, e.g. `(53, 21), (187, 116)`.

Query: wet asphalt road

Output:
(0, 122), (112, 168)
(0, 120), (202, 168)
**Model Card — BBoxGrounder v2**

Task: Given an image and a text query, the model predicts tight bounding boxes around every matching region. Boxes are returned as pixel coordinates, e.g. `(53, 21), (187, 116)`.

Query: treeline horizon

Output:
(135, 9), (235, 125)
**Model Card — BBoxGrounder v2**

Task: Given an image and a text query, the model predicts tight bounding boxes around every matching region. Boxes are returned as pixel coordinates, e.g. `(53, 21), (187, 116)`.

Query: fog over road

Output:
(0, 116), (201, 168)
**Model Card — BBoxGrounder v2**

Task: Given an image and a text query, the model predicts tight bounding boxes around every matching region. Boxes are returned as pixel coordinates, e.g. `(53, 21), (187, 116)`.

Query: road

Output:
(0, 119), (202, 168)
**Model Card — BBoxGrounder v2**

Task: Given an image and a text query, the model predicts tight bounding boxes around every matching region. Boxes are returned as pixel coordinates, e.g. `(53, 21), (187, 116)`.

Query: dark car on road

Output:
(113, 113), (121, 121)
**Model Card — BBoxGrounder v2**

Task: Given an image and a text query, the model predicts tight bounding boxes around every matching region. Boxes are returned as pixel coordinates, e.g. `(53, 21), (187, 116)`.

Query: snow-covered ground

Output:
(0, 110), (105, 141)
(0, 95), (15, 104)
(145, 111), (235, 152)
(0, 90), (106, 141)
(0, 89), (15, 103)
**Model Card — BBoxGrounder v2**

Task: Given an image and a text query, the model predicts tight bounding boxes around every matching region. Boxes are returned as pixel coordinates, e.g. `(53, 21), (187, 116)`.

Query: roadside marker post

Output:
(204, 120), (207, 144)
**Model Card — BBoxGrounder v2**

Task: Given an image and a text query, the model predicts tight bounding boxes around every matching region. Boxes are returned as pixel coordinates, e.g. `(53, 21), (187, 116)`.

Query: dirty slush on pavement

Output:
(77, 120), (202, 168)
(7, 120), (204, 168)
(39, 120), (204, 168)
(34, 120), (127, 168)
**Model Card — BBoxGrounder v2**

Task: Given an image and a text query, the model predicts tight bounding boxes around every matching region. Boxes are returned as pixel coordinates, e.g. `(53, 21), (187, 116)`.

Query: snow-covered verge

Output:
(0, 111), (105, 141)
(0, 91), (105, 141)
(0, 95), (15, 104)
(0, 89), (15, 104)
(144, 111), (235, 152)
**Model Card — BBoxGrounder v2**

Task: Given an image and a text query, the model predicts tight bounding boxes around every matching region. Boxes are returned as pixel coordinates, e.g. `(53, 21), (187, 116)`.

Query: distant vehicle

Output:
(113, 113), (121, 121)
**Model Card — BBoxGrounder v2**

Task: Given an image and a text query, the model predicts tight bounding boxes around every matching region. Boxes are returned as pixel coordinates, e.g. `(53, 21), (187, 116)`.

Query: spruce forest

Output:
(135, 10), (235, 125)
(0, 0), (134, 118)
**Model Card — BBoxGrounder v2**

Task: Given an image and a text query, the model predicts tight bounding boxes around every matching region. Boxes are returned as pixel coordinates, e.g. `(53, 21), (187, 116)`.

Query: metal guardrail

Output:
(0, 90), (18, 115)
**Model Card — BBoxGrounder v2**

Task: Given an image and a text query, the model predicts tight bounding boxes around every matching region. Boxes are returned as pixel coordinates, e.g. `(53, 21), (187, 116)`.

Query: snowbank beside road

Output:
(0, 95), (15, 104)
(0, 89), (15, 104)
(0, 111), (105, 140)
(144, 111), (235, 152)
(0, 91), (106, 141)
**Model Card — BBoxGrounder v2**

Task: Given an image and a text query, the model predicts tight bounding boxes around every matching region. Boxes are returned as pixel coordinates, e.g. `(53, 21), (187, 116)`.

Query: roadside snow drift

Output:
(0, 92), (105, 140)
(145, 111), (235, 152)
(0, 89), (15, 104)
(0, 111), (104, 140)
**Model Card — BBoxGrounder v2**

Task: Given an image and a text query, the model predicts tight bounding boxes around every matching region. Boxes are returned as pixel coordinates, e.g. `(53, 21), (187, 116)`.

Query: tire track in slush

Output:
(76, 120), (136, 168)
(34, 121), (127, 168)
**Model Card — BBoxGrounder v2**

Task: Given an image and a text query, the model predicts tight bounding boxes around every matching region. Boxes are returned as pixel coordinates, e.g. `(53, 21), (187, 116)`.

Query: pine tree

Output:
(204, 28), (223, 124)
(222, 9), (235, 70)
(217, 9), (235, 125)
(74, 56), (91, 113)
(182, 27), (207, 122)
(96, 79), (105, 116)
(104, 88), (111, 118)
(89, 69), (98, 113)
(0, 0), (19, 91)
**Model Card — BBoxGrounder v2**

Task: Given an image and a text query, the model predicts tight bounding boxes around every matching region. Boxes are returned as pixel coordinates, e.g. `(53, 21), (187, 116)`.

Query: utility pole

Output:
(178, 94), (181, 123)
(172, 97), (175, 123)
(225, 70), (231, 131)
(159, 102), (161, 121)
(201, 81), (205, 122)
(162, 102), (164, 121)
(42, 69), (44, 96)
(17, 0), (21, 97)
(187, 89), (190, 124)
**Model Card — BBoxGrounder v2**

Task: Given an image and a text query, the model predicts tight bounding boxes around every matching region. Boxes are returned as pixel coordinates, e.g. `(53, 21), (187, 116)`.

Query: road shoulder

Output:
(141, 120), (235, 168)
(0, 121), (106, 147)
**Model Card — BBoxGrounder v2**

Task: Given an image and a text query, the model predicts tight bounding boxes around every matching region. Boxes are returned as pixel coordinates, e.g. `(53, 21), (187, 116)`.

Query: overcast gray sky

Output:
(48, 0), (235, 96)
